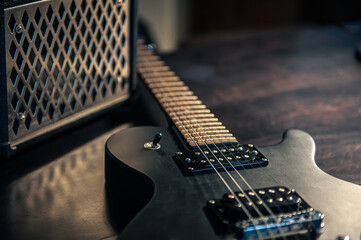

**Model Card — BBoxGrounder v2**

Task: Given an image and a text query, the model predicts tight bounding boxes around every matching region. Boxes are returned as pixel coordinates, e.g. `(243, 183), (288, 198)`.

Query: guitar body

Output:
(105, 126), (361, 240)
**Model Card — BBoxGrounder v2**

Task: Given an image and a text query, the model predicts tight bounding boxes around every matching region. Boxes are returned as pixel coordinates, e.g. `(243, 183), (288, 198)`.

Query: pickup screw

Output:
(227, 194), (235, 199)
(238, 193), (245, 197)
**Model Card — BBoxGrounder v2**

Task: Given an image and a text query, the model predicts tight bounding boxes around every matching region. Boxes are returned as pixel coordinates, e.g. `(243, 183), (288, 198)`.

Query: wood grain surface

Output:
(1, 27), (360, 240)
(162, 27), (361, 185)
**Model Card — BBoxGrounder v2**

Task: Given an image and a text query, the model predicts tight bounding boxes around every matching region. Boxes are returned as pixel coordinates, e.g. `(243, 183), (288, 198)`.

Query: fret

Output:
(169, 109), (211, 115)
(180, 127), (227, 133)
(141, 71), (175, 78)
(164, 105), (207, 112)
(155, 91), (194, 98)
(176, 122), (224, 128)
(174, 118), (219, 124)
(145, 76), (181, 83)
(160, 100), (203, 107)
(166, 109), (211, 117)
(181, 129), (230, 135)
(176, 113), (215, 119)
(144, 76), (180, 83)
(159, 96), (199, 103)
(137, 60), (165, 68)
(186, 133), (234, 139)
(137, 43), (239, 148)
(137, 55), (161, 63)
(137, 66), (171, 73)
(148, 81), (185, 88)
(186, 136), (236, 142)
(151, 86), (189, 93)
(138, 51), (154, 57)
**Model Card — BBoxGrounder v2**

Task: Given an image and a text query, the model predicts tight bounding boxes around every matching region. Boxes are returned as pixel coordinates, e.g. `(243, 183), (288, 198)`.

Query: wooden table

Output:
(0, 26), (360, 239)
(163, 27), (361, 185)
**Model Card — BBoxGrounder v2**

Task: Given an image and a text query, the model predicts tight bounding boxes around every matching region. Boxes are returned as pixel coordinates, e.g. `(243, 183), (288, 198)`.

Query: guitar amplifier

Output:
(0, 0), (137, 158)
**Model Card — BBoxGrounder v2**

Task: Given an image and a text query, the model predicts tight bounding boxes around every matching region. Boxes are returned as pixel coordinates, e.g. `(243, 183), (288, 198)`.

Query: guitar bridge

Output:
(205, 187), (324, 239)
(175, 144), (268, 174)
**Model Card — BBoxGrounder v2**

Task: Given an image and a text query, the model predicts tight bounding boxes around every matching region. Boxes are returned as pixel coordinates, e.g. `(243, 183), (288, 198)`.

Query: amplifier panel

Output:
(1, 0), (135, 155)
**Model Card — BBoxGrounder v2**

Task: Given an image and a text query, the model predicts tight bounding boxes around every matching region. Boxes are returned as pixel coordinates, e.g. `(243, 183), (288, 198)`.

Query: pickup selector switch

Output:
(144, 133), (163, 150)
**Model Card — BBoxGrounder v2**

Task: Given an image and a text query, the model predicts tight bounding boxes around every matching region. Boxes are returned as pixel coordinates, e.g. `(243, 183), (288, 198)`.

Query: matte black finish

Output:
(105, 126), (361, 239)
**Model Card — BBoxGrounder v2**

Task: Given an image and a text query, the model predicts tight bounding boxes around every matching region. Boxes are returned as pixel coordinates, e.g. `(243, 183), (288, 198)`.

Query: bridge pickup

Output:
(206, 187), (324, 240)
(175, 144), (268, 174)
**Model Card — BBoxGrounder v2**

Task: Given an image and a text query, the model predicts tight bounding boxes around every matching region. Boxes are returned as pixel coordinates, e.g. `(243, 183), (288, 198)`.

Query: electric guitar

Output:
(104, 41), (361, 239)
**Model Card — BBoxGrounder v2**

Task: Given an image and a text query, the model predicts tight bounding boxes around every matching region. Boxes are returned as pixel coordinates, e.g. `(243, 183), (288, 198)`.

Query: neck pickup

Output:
(137, 42), (238, 148)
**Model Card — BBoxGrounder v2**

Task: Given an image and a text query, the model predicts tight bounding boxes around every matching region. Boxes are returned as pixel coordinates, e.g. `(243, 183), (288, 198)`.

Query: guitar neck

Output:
(136, 42), (238, 148)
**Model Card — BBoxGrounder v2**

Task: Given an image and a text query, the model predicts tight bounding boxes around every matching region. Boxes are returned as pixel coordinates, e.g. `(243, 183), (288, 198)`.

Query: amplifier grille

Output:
(4, 0), (131, 146)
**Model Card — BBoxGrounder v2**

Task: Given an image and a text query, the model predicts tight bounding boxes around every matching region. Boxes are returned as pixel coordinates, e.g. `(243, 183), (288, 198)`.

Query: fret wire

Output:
(136, 42), (274, 239)
(137, 75), (265, 239)
(135, 41), (298, 238)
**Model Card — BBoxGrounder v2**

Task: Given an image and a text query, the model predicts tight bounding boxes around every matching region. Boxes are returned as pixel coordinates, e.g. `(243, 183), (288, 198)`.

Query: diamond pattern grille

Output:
(5, 0), (130, 144)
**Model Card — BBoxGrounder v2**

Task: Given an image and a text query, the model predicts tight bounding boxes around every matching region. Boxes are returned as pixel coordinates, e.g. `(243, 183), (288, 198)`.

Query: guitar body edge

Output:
(105, 126), (361, 240)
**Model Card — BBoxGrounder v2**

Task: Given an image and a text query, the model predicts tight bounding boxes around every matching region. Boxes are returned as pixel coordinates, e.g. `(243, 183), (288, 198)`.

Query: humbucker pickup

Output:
(205, 187), (324, 239)
(175, 144), (268, 174)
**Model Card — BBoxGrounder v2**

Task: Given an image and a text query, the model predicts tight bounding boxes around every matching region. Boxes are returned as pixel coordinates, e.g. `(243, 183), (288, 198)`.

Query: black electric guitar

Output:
(105, 42), (361, 239)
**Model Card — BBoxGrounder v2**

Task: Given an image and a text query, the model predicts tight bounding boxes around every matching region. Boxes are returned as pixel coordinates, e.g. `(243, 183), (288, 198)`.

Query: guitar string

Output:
(137, 49), (296, 239)
(137, 53), (285, 239)
(175, 113), (284, 240)
(136, 52), (286, 238)
(183, 118), (292, 240)
(141, 71), (266, 239)
(139, 68), (315, 240)
(224, 141), (316, 238)
(137, 71), (297, 239)
(205, 139), (305, 240)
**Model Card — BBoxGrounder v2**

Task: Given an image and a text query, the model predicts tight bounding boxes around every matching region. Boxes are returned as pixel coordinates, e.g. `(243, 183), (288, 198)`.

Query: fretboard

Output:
(136, 42), (238, 148)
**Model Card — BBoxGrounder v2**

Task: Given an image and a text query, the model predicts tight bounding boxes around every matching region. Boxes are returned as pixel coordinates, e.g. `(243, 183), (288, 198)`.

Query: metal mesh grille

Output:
(5, 0), (130, 145)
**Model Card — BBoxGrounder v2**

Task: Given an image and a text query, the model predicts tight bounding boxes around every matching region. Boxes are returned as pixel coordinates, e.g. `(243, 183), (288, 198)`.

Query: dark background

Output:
(191, 0), (361, 34)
